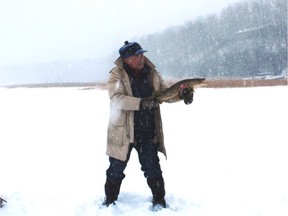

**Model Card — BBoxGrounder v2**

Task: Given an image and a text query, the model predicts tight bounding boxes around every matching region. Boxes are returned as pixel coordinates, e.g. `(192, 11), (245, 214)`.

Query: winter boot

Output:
(102, 179), (122, 207)
(147, 177), (166, 210)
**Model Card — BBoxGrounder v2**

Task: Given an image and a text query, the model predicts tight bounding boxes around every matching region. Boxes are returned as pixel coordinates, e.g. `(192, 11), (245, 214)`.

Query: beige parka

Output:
(106, 56), (171, 161)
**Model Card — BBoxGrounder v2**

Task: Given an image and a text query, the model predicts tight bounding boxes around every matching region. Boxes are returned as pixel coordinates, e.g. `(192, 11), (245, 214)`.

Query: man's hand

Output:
(141, 97), (158, 110)
(179, 84), (194, 105)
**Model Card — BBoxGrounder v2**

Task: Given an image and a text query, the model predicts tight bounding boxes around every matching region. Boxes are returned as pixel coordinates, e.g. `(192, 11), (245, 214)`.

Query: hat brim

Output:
(134, 49), (147, 55)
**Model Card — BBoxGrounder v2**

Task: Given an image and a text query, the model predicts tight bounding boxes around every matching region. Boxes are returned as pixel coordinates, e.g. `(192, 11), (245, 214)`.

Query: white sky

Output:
(0, 0), (243, 67)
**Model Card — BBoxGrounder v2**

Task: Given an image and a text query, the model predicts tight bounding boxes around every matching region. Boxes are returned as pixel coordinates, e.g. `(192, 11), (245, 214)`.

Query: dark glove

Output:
(183, 91), (194, 105)
(140, 97), (158, 110)
(179, 84), (194, 105)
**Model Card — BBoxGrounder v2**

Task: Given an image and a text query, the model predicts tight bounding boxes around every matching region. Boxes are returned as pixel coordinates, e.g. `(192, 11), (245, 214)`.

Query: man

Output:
(103, 41), (193, 210)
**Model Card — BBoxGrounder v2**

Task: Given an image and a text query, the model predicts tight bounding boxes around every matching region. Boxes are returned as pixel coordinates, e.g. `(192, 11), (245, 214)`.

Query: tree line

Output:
(140, 0), (287, 79)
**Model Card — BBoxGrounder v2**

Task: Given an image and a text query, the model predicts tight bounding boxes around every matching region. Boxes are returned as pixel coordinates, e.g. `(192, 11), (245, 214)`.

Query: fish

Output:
(154, 78), (206, 103)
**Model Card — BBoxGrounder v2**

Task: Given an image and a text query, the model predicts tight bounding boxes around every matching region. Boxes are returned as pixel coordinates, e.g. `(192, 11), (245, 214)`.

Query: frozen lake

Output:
(0, 86), (287, 216)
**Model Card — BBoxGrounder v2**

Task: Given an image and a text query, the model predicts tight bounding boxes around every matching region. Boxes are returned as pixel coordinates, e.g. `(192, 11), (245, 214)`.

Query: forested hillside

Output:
(140, 0), (287, 79)
(1, 0), (286, 87)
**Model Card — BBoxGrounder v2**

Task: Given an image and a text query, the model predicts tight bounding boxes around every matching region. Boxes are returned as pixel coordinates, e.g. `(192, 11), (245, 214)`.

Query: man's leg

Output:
(103, 145), (133, 206)
(135, 132), (166, 208)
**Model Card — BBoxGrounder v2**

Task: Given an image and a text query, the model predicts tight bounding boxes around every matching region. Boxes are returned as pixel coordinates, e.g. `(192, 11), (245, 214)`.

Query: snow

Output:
(0, 86), (287, 216)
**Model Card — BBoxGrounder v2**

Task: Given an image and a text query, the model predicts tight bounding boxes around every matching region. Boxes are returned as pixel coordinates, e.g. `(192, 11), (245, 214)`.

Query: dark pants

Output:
(106, 131), (163, 182)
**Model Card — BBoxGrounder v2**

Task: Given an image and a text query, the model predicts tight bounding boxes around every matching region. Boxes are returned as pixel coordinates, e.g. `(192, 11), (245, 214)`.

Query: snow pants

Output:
(106, 131), (163, 182)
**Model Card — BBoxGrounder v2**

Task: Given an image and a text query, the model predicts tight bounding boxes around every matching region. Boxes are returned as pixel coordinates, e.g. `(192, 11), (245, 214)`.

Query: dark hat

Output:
(119, 41), (147, 59)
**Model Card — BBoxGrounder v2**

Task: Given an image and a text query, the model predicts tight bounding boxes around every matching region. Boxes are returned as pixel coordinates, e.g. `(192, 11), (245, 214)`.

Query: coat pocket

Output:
(108, 125), (125, 146)
(110, 108), (125, 126)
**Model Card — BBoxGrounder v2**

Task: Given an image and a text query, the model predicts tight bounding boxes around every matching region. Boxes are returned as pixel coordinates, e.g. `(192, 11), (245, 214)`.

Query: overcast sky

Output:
(0, 0), (243, 68)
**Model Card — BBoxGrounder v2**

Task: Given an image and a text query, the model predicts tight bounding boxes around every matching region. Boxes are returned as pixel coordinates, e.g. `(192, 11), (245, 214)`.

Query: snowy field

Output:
(0, 86), (287, 216)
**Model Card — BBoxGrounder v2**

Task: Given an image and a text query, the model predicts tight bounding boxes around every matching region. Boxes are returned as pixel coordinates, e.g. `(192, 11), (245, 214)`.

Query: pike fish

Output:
(154, 78), (206, 103)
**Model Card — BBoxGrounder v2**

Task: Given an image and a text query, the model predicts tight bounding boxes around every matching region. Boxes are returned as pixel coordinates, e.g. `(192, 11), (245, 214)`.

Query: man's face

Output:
(124, 53), (145, 71)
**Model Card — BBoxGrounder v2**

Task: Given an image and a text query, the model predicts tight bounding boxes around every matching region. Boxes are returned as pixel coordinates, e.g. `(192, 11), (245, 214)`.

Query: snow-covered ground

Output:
(0, 86), (287, 216)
